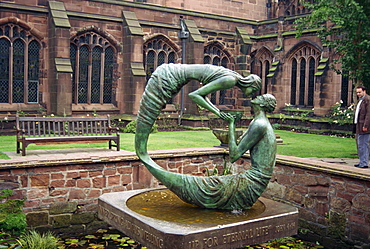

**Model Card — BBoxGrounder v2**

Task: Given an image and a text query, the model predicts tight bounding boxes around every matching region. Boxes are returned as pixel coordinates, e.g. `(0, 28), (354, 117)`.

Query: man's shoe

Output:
(355, 165), (368, 168)
(354, 164), (360, 167)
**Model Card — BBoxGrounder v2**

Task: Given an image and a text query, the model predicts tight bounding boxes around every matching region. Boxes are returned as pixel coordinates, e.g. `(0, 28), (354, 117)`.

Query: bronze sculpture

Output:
(135, 64), (276, 210)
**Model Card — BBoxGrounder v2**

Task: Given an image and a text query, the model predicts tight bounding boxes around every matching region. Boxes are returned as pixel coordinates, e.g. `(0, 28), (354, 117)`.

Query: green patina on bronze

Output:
(135, 64), (276, 210)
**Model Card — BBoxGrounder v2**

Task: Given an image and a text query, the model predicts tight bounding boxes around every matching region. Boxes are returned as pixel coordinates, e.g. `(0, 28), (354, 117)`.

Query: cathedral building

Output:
(0, 0), (350, 119)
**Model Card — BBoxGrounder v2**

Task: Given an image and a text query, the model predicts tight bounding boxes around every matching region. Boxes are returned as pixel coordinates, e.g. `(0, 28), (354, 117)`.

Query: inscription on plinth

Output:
(98, 189), (298, 249)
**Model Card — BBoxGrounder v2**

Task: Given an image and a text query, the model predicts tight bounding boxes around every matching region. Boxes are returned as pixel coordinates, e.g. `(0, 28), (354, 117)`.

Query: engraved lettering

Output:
(275, 224), (286, 233)
(275, 222), (296, 233)
(203, 237), (218, 248)
(144, 231), (164, 248)
(188, 240), (200, 248)
(222, 229), (253, 244)
(245, 229), (253, 239)
(255, 225), (271, 237)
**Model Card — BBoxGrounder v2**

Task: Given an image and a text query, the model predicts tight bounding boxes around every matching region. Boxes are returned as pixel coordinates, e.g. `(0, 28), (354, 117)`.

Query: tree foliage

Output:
(295, 0), (370, 87)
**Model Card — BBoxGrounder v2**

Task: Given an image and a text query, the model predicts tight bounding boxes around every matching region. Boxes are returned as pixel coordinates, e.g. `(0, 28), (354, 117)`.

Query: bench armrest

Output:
(108, 126), (119, 134)
(16, 128), (25, 138)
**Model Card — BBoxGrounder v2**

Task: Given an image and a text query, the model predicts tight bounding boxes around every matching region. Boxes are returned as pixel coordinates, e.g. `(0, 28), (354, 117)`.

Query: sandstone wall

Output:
(0, 0), (346, 118)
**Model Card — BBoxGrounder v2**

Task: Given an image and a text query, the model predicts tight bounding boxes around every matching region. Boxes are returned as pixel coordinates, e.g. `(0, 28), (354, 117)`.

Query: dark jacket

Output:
(355, 94), (370, 134)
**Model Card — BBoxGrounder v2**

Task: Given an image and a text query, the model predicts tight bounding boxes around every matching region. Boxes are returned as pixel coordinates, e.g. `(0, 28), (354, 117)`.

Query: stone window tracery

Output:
(70, 32), (115, 104)
(144, 38), (177, 81)
(284, 0), (313, 16)
(144, 36), (178, 104)
(251, 47), (274, 95)
(289, 44), (319, 107)
(0, 23), (40, 104)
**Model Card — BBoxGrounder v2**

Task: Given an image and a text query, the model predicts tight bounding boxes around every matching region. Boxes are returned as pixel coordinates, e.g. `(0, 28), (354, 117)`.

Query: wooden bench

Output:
(16, 115), (120, 156)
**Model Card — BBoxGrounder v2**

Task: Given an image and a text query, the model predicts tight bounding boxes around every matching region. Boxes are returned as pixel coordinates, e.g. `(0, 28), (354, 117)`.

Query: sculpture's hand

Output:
(219, 111), (235, 123)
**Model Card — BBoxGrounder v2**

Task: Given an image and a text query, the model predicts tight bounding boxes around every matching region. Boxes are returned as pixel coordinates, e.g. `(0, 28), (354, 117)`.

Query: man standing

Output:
(354, 86), (370, 168)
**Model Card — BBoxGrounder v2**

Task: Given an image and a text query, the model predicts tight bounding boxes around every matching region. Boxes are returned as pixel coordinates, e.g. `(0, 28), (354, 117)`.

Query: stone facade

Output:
(0, 0), (349, 120)
(0, 148), (369, 248)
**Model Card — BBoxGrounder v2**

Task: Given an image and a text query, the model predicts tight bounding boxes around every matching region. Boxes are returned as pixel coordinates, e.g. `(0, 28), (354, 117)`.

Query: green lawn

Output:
(0, 130), (357, 160)
(276, 130), (357, 158)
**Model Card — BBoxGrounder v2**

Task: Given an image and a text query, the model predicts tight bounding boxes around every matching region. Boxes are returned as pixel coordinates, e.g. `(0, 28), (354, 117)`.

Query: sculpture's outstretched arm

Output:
(188, 75), (236, 117)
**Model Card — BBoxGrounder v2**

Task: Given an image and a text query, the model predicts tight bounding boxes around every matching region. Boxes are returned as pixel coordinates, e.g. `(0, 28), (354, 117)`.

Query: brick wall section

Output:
(0, 149), (369, 248)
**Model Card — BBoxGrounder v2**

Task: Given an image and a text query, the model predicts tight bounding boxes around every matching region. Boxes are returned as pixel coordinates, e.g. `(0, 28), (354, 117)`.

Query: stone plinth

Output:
(98, 188), (298, 249)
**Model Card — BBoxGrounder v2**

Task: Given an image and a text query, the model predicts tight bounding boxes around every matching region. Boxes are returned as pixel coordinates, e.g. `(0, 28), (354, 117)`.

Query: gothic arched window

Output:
(264, 61), (270, 94)
(0, 24), (40, 104)
(144, 38), (177, 81)
(288, 44), (319, 107)
(204, 44), (229, 67)
(290, 59), (297, 105)
(299, 58), (306, 105)
(251, 47), (274, 95)
(70, 32), (116, 104)
(308, 57), (315, 106)
(144, 36), (178, 104)
(284, 0), (312, 17)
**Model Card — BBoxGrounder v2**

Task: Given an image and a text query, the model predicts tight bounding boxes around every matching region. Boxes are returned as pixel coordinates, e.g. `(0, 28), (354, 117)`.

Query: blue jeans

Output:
(357, 133), (370, 166)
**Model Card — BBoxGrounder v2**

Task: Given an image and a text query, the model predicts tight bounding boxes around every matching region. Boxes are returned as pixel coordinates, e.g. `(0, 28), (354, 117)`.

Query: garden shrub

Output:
(123, 120), (158, 134)
(0, 189), (27, 235)
(326, 101), (354, 125)
(17, 230), (59, 249)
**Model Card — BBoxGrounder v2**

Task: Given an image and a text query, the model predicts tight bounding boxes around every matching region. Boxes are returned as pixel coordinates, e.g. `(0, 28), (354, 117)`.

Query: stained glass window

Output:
(308, 58), (315, 106)
(104, 47), (114, 103)
(70, 44), (77, 103)
(264, 61), (270, 94)
(289, 44), (318, 107)
(299, 58), (306, 106)
(0, 38), (10, 103)
(91, 47), (102, 103)
(291, 59), (297, 105)
(144, 38), (178, 75)
(28, 40), (40, 103)
(70, 32), (116, 104)
(144, 37), (178, 104)
(78, 45), (89, 104)
(0, 24), (40, 104)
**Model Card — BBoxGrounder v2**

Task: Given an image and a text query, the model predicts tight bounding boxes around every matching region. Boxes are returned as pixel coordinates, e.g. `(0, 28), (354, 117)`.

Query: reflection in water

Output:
(127, 189), (265, 224)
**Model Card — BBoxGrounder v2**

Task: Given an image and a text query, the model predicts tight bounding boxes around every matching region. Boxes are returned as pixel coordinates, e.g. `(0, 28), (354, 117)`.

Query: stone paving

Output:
(0, 148), (135, 166)
(305, 157), (360, 167)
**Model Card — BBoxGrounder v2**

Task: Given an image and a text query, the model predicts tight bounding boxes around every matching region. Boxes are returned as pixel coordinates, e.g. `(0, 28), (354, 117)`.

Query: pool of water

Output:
(126, 189), (265, 224)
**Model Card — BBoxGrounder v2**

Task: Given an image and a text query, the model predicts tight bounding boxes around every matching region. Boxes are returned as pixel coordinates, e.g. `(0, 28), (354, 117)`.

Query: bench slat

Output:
(25, 135), (118, 142)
